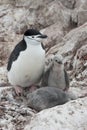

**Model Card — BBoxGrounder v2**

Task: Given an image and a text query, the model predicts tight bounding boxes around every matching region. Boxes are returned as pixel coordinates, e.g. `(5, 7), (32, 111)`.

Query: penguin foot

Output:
(29, 85), (40, 93)
(14, 86), (23, 96)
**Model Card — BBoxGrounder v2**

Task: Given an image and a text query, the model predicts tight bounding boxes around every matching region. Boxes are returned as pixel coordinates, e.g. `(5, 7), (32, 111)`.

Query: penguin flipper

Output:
(64, 69), (70, 91)
(41, 57), (53, 86)
(7, 39), (26, 71)
(41, 67), (51, 86)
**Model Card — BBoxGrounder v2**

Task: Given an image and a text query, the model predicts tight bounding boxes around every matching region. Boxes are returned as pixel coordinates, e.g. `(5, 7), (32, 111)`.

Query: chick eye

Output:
(32, 36), (34, 38)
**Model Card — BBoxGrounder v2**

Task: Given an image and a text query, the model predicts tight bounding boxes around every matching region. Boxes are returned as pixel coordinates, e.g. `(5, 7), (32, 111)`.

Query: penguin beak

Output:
(57, 61), (62, 64)
(55, 59), (62, 64)
(38, 34), (47, 39)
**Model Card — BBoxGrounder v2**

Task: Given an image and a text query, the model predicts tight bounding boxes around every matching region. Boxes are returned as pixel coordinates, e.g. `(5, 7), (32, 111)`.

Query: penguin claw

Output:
(14, 86), (23, 96)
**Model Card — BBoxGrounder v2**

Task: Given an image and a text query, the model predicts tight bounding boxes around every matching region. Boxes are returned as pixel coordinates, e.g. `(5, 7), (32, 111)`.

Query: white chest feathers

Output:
(8, 41), (45, 87)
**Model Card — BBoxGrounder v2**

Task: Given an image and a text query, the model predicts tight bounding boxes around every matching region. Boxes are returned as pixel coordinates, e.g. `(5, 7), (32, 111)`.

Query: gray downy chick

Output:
(27, 87), (72, 112)
(41, 54), (70, 91)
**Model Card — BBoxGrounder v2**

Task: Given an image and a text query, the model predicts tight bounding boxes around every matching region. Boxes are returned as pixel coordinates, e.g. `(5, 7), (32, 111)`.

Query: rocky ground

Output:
(0, 0), (87, 130)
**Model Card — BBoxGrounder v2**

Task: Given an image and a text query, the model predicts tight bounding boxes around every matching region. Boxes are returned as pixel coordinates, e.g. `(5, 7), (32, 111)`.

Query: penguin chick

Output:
(7, 29), (47, 95)
(41, 54), (70, 91)
(27, 87), (71, 112)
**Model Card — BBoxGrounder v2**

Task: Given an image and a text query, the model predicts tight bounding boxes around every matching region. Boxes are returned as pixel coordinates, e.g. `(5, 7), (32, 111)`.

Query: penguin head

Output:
(53, 54), (63, 66)
(53, 56), (62, 64)
(24, 29), (47, 43)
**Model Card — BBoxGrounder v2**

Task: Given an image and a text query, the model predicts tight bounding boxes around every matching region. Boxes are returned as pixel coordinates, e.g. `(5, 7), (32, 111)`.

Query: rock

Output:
(73, 44), (87, 79)
(15, 0), (53, 8)
(59, 0), (75, 9)
(77, 10), (87, 26)
(0, 0), (15, 4)
(42, 24), (65, 50)
(0, 66), (7, 83)
(0, 0), (71, 34)
(68, 86), (87, 99)
(0, 4), (29, 34)
(0, 0), (71, 35)
(72, 9), (87, 27)
(75, 0), (87, 10)
(0, 43), (9, 66)
(53, 22), (87, 54)
(37, 1), (70, 28)
(71, 0), (87, 26)
(47, 22), (87, 68)
(0, 87), (36, 130)
(13, 8), (29, 34)
(0, 34), (21, 66)
(37, 1), (71, 29)
(25, 97), (87, 130)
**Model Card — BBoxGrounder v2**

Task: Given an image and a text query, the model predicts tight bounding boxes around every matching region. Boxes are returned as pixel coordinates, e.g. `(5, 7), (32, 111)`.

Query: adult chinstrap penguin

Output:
(7, 29), (47, 95)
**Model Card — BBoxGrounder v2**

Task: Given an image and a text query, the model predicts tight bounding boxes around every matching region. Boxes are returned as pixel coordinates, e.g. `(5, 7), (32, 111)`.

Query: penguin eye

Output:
(32, 36), (34, 38)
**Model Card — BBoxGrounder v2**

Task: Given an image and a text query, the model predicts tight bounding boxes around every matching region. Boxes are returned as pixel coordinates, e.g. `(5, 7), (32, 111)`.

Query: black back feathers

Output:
(7, 39), (27, 71)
